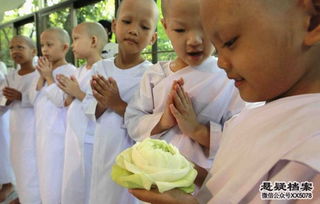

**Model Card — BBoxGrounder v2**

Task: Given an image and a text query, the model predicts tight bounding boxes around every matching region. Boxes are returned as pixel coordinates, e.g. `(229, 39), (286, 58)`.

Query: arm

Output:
(124, 73), (168, 142)
(129, 188), (198, 204)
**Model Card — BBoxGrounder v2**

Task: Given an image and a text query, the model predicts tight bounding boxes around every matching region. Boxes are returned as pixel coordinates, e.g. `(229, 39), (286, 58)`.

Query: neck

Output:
(170, 58), (188, 72)
(115, 49), (144, 69)
(85, 54), (102, 69)
(18, 61), (35, 75)
(51, 58), (67, 69)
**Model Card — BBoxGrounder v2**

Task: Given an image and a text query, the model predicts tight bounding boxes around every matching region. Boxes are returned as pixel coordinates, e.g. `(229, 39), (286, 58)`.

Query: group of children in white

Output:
(1, 0), (320, 203)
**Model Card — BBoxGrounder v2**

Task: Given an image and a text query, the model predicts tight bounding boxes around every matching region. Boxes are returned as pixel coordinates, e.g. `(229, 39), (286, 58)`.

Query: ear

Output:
(32, 48), (37, 57)
(111, 19), (117, 34)
(63, 43), (69, 52)
(149, 32), (158, 45)
(91, 36), (98, 48)
(303, 0), (320, 46)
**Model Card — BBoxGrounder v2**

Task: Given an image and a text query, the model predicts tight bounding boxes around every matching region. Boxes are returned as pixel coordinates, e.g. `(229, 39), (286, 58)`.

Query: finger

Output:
(92, 90), (106, 103)
(92, 80), (105, 95)
(95, 76), (109, 89)
(108, 77), (118, 90)
(172, 88), (185, 111)
(129, 189), (159, 203)
(70, 75), (77, 82)
(177, 77), (184, 86)
(176, 84), (188, 107)
(170, 103), (182, 120)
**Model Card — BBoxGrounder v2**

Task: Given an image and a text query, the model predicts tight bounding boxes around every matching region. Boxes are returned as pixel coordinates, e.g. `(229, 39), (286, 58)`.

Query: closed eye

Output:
(174, 29), (185, 33)
(141, 25), (150, 30)
(122, 20), (130, 24)
(223, 36), (238, 48)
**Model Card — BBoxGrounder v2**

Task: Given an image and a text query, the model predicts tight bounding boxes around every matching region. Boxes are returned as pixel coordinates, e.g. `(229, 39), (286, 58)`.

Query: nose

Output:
(128, 24), (138, 36)
(217, 54), (231, 72)
(187, 31), (202, 47)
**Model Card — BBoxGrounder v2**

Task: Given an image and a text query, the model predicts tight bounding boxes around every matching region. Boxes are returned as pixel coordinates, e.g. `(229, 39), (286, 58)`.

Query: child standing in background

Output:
(125, 0), (244, 174)
(0, 35), (41, 204)
(85, 0), (158, 203)
(34, 27), (76, 204)
(56, 22), (107, 204)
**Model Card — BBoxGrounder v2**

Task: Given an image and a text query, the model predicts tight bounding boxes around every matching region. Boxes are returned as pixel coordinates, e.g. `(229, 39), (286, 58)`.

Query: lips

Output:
(187, 51), (203, 57)
(124, 38), (138, 44)
(228, 75), (245, 88)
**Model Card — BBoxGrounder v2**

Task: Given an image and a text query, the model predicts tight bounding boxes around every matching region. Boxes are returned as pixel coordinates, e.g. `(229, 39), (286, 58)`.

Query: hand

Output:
(64, 94), (74, 106)
(170, 83), (200, 136)
(129, 188), (197, 204)
(2, 87), (22, 101)
(91, 75), (126, 115)
(151, 78), (184, 135)
(56, 74), (85, 101)
(36, 57), (54, 84)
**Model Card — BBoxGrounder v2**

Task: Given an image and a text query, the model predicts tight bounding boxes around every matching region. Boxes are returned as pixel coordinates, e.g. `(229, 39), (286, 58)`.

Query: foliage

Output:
(0, 0), (175, 67)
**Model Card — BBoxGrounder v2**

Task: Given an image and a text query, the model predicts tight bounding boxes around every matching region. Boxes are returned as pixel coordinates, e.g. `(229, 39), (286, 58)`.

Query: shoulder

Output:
(140, 61), (169, 83)
(283, 133), (320, 173)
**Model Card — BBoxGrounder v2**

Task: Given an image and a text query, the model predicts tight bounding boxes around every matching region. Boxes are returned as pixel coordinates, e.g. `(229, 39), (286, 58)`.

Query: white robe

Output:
(34, 64), (76, 204)
(0, 69), (41, 204)
(0, 71), (14, 185)
(86, 58), (151, 204)
(61, 65), (97, 204)
(197, 94), (320, 204)
(125, 57), (245, 169)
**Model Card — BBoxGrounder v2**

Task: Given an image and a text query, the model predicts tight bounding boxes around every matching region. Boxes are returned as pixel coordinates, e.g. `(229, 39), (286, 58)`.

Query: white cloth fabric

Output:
(197, 94), (320, 204)
(0, 61), (7, 75)
(61, 65), (97, 204)
(0, 110), (14, 185)
(101, 42), (118, 59)
(86, 58), (151, 204)
(125, 57), (245, 169)
(0, 69), (41, 204)
(0, 70), (13, 185)
(34, 64), (76, 204)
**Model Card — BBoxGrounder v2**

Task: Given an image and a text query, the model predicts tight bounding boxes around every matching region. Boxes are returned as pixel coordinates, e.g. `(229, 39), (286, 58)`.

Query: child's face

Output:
(113, 0), (157, 55)
(72, 24), (92, 59)
(40, 31), (67, 62)
(163, 0), (213, 67)
(200, 0), (310, 102)
(9, 38), (35, 65)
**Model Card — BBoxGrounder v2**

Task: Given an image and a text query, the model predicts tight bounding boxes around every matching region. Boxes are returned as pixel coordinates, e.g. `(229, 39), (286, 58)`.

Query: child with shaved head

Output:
(56, 22), (108, 204)
(33, 27), (76, 204)
(79, 0), (158, 203)
(130, 0), (320, 203)
(125, 0), (244, 183)
(0, 35), (41, 204)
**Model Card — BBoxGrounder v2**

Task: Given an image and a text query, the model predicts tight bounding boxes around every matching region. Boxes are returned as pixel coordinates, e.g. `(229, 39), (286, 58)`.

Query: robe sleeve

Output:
(208, 88), (245, 159)
(44, 83), (66, 107)
(124, 72), (165, 142)
(44, 67), (76, 108)
(0, 73), (7, 107)
(82, 84), (97, 122)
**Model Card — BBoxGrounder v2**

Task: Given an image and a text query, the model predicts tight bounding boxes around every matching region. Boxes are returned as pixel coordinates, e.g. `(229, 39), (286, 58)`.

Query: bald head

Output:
(43, 27), (70, 45)
(11, 35), (36, 49)
(117, 0), (159, 29)
(76, 22), (108, 51)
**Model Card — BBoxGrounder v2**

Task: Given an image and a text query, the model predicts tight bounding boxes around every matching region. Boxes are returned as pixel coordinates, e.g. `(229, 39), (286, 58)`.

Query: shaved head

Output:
(11, 35), (36, 49)
(117, 0), (159, 29)
(43, 27), (71, 45)
(77, 22), (108, 51)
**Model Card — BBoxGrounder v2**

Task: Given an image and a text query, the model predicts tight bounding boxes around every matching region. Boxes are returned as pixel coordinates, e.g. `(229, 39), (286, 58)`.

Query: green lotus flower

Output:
(111, 138), (197, 193)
